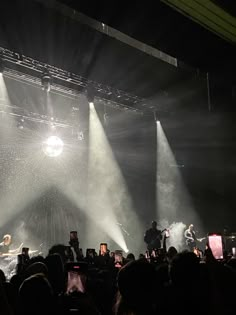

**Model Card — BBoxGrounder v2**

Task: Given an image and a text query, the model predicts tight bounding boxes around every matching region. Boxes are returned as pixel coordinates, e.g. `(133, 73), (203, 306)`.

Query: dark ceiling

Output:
(213, 0), (236, 17)
(0, 0), (235, 114)
(58, 0), (236, 79)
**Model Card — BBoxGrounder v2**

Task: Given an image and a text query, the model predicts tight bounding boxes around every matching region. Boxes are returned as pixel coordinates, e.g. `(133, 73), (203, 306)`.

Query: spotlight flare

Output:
(42, 136), (64, 157)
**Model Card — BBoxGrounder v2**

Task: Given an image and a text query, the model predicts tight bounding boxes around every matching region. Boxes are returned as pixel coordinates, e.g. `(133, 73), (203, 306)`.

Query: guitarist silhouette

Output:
(144, 221), (163, 251)
(184, 224), (205, 251)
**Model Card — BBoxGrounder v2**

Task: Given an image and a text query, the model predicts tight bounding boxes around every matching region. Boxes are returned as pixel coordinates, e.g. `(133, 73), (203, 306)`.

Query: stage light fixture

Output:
(41, 68), (51, 92)
(15, 53), (23, 64)
(42, 136), (64, 157)
(0, 58), (4, 74)
(86, 86), (95, 104)
(50, 122), (56, 131)
(17, 117), (24, 129)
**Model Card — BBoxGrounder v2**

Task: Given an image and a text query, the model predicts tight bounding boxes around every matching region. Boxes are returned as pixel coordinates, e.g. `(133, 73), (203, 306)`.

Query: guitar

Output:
(186, 237), (206, 246)
(0, 242), (24, 257)
(0, 253), (19, 257)
(147, 229), (167, 250)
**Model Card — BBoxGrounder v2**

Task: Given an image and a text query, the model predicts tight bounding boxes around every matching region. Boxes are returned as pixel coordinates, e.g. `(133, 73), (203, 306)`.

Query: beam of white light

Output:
(0, 129), (54, 228)
(52, 102), (141, 252)
(0, 76), (45, 228)
(12, 220), (41, 252)
(0, 76), (17, 137)
(0, 76), (58, 228)
(156, 121), (201, 232)
(0, 75), (10, 102)
(0, 169), (47, 229)
(0, 130), (73, 230)
(0, 77), (85, 246)
(85, 102), (141, 252)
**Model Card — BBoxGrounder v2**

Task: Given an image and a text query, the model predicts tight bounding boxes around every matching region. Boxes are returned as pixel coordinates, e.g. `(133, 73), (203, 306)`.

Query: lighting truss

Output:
(0, 47), (153, 113)
(0, 102), (73, 130)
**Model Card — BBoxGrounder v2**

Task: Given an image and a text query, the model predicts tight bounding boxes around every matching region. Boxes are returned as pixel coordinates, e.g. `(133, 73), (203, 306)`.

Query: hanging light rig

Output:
(0, 57), (4, 74)
(41, 67), (51, 92)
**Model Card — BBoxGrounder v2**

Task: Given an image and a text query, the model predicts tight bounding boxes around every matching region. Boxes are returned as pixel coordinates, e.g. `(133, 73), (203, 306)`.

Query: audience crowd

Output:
(0, 239), (236, 315)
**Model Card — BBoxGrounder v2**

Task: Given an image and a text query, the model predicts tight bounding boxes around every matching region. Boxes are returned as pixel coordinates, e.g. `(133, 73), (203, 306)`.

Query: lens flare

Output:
(42, 136), (64, 157)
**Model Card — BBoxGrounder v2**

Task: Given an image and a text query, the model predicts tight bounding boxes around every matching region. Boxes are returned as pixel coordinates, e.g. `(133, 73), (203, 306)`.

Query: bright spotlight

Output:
(42, 136), (64, 157)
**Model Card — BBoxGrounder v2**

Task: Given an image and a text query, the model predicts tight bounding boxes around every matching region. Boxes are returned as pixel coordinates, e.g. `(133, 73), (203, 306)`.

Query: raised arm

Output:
(9, 242), (23, 254)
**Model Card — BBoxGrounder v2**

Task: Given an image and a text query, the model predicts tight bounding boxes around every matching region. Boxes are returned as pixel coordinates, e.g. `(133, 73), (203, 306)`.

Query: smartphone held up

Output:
(66, 262), (88, 294)
(208, 233), (224, 260)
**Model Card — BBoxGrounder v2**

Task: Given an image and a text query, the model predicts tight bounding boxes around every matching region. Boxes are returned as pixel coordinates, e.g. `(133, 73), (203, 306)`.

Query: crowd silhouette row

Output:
(0, 237), (236, 315)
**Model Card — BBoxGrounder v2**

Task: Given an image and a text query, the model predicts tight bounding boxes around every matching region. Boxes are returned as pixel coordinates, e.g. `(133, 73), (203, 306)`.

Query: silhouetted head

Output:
(223, 226), (230, 234)
(126, 253), (135, 261)
(138, 253), (145, 259)
(189, 224), (194, 231)
(24, 262), (48, 280)
(0, 269), (6, 283)
(3, 234), (12, 246)
(48, 244), (67, 264)
(45, 253), (64, 295)
(117, 259), (156, 309)
(167, 246), (178, 261)
(151, 221), (157, 229)
(169, 251), (200, 287)
(18, 274), (54, 314)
